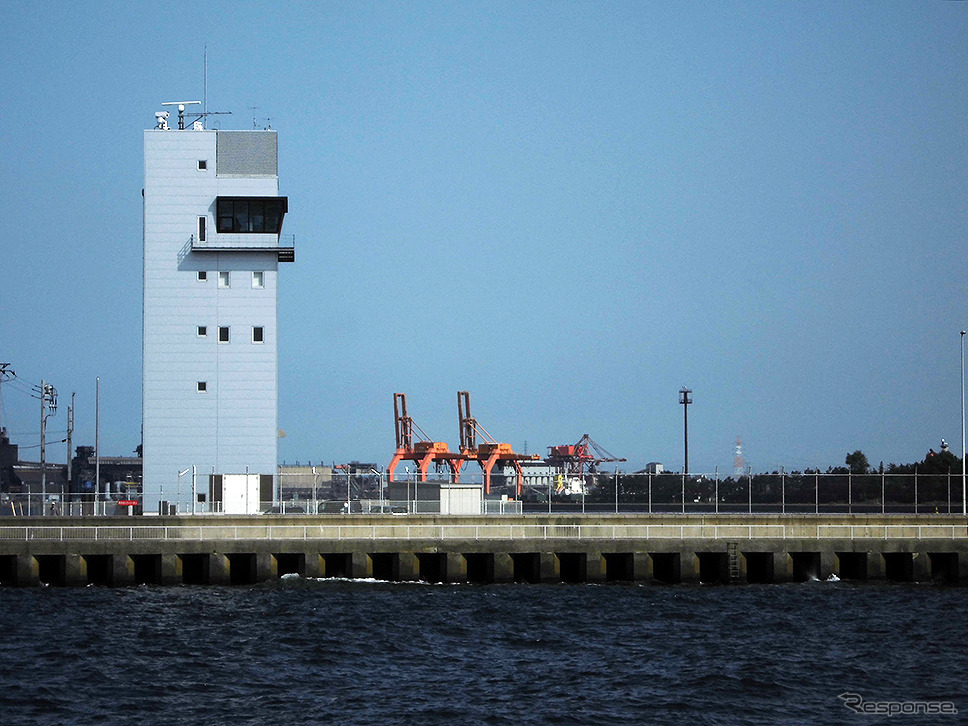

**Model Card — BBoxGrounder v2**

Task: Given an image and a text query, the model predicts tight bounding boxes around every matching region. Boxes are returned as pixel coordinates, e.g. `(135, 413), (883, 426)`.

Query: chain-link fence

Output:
(3, 470), (960, 516)
(537, 470), (965, 515)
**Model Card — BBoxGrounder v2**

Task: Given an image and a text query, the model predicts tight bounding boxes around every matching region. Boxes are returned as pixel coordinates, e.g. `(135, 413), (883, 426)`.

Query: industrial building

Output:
(142, 104), (292, 514)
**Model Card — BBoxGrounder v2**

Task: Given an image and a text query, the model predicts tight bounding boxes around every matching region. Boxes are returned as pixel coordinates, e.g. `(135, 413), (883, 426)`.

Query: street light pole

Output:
(177, 468), (190, 515)
(370, 468), (384, 510)
(95, 377), (100, 514)
(614, 469), (619, 514)
(679, 387), (692, 476)
(961, 331), (966, 515)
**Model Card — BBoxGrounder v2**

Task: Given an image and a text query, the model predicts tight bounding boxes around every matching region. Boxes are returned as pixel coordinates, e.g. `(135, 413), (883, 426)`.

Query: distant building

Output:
(337, 462), (382, 500)
(492, 460), (556, 496)
(8, 465), (68, 498)
(142, 108), (293, 513)
(0, 429), (19, 492)
(0, 428), (68, 500)
(644, 462), (665, 475)
(387, 480), (441, 504)
(277, 464), (334, 500)
(70, 446), (142, 498)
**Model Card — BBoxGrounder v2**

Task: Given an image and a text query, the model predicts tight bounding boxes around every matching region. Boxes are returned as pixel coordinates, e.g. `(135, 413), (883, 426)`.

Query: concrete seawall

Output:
(1, 513), (966, 587)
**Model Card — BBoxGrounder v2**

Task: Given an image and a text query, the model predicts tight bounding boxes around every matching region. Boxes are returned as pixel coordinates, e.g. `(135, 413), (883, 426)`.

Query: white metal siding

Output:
(143, 129), (281, 513)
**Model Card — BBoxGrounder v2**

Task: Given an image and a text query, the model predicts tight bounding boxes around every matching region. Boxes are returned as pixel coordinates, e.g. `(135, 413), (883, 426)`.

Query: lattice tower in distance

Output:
(733, 436), (745, 477)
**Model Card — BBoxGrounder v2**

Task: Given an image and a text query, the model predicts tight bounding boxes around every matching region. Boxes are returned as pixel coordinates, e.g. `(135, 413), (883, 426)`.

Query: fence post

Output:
(781, 469), (785, 514)
(681, 473), (685, 514)
(815, 473), (819, 515)
(715, 469), (719, 514)
(914, 467), (918, 514)
(648, 474), (652, 515)
(614, 470), (619, 514)
(881, 471), (885, 515)
(748, 467), (752, 514)
(848, 471), (852, 515)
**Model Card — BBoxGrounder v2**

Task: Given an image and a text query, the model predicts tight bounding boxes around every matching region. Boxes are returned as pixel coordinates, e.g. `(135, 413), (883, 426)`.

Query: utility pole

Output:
(40, 381), (44, 514)
(39, 380), (57, 514)
(0, 363), (13, 435)
(679, 387), (692, 476)
(0, 364), (13, 496)
(66, 392), (75, 511)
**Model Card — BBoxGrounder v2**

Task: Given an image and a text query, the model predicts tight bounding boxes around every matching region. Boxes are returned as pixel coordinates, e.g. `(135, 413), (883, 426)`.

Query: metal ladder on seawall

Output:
(727, 542), (740, 583)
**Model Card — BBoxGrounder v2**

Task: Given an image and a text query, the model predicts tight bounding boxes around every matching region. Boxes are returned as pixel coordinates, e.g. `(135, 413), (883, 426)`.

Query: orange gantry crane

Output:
(457, 390), (538, 495)
(547, 433), (626, 477)
(387, 393), (465, 483)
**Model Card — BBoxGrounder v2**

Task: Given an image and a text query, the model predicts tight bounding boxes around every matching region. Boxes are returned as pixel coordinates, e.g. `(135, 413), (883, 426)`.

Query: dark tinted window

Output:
(217, 201), (234, 232)
(215, 197), (288, 233)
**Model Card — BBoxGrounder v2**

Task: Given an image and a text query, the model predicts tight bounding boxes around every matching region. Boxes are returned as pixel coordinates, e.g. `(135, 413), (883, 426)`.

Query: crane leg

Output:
(417, 452), (434, 482)
(513, 461), (524, 497)
(482, 453), (500, 495)
(388, 452), (405, 483)
(447, 459), (464, 483)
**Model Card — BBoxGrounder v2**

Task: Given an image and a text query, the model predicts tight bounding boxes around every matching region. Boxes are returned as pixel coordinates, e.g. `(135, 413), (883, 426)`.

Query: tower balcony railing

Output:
(190, 233), (295, 253)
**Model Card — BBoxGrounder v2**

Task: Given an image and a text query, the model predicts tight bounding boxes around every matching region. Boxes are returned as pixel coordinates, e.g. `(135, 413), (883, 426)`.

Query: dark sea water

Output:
(1, 580), (966, 725)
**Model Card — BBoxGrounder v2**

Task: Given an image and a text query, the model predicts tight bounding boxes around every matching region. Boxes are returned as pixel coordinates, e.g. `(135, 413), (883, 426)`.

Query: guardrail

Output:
(1, 523), (965, 542)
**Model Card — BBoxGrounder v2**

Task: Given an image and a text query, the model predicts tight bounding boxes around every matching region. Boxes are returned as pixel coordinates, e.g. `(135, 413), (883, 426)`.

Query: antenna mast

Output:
(161, 101), (201, 130)
(159, 99), (230, 131)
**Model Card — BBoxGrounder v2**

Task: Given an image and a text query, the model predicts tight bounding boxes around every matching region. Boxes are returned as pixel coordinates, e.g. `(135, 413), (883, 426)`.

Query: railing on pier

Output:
(1, 522), (965, 543)
(5, 468), (964, 518)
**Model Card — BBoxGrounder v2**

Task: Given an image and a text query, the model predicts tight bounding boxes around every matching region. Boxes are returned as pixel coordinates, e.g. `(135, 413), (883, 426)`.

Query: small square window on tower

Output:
(197, 270), (208, 282)
(252, 326), (264, 344)
(218, 271), (230, 288)
(252, 271), (265, 289)
(218, 326), (230, 343)
(197, 326), (207, 337)
(197, 381), (208, 393)
(197, 160), (207, 170)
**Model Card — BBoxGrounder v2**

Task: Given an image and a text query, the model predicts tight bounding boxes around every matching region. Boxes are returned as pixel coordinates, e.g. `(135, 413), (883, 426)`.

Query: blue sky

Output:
(0, 2), (965, 474)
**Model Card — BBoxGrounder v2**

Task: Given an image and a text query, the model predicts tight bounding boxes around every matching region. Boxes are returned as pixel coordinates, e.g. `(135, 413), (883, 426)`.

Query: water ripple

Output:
(0, 582), (965, 724)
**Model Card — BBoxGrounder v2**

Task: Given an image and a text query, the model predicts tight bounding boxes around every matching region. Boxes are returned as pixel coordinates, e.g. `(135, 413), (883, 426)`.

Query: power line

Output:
(6, 430), (69, 437)
(6, 379), (39, 396)
(17, 439), (68, 450)
(1, 368), (47, 396)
